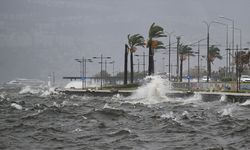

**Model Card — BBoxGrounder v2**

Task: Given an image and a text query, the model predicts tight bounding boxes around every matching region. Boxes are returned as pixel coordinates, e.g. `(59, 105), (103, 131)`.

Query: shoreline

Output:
(59, 88), (250, 103)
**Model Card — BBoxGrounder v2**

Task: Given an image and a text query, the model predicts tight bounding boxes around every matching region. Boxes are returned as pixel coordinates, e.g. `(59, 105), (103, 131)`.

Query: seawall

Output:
(59, 89), (250, 103)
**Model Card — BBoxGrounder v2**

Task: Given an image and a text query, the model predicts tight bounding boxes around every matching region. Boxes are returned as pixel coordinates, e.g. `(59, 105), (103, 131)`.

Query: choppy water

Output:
(1, 77), (250, 150)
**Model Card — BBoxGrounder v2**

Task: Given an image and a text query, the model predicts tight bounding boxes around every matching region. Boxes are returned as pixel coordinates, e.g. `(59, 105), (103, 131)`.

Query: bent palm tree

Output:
(208, 45), (222, 81)
(124, 44), (129, 85)
(127, 34), (145, 83)
(147, 23), (167, 75)
(179, 44), (193, 82)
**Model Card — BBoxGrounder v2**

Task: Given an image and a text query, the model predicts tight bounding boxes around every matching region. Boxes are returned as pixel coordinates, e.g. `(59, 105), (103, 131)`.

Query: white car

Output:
(240, 75), (250, 82)
(202, 76), (211, 82)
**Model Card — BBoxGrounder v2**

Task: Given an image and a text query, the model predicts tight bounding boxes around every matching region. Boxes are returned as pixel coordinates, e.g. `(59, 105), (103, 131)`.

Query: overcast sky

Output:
(0, 0), (250, 83)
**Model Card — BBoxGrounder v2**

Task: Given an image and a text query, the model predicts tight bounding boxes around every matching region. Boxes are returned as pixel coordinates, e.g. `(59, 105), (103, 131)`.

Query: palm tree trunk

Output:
(124, 44), (128, 85)
(180, 58), (183, 82)
(148, 46), (154, 75)
(130, 52), (134, 84)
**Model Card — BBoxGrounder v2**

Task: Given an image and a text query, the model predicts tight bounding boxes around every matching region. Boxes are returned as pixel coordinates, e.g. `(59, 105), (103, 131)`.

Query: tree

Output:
(124, 44), (128, 85)
(236, 51), (250, 88)
(147, 23), (166, 75)
(179, 44), (193, 82)
(208, 45), (222, 81)
(127, 34), (145, 83)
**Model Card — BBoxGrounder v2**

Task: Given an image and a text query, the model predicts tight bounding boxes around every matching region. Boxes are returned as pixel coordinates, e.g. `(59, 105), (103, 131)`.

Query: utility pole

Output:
(176, 36), (180, 82)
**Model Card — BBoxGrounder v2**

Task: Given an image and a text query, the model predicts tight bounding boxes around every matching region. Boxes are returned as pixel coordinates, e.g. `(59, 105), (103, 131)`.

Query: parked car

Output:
(202, 76), (211, 82)
(240, 75), (250, 82)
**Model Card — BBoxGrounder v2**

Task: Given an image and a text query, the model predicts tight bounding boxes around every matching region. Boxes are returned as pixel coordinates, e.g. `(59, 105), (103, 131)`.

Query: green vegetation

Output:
(127, 34), (145, 84)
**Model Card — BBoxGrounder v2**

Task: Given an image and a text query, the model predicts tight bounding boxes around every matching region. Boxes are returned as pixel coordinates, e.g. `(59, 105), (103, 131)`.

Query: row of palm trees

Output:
(124, 23), (222, 84)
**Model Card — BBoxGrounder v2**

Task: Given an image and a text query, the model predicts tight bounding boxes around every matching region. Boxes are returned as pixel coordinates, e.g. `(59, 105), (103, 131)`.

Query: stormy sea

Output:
(1, 76), (250, 150)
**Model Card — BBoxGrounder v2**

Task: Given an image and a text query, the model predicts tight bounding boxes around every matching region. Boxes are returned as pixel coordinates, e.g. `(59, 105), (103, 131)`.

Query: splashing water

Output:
(19, 86), (41, 94)
(240, 99), (250, 106)
(219, 95), (227, 102)
(219, 104), (237, 117)
(128, 75), (171, 104)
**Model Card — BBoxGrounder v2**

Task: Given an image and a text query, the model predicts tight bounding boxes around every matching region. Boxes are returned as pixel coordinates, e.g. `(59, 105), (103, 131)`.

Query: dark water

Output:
(1, 82), (250, 150)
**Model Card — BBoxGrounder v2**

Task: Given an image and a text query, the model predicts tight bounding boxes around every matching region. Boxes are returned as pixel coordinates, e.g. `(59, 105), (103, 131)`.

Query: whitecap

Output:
(219, 95), (227, 102)
(219, 105), (236, 117)
(240, 99), (250, 106)
(73, 128), (82, 132)
(19, 86), (40, 94)
(11, 103), (23, 110)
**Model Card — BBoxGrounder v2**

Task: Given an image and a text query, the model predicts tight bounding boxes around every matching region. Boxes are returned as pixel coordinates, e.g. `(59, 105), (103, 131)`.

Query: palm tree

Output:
(147, 23), (167, 75)
(127, 34), (145, 83)
(124, 44), (129, 85)
(179, 44), (193, 82)
(208, 45), (222, 80)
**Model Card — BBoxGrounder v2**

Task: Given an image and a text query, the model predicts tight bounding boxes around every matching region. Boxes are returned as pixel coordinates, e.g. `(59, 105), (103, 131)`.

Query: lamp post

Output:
(212, 21), (229, 75)
(233, 27), (242, 54)
(166, 31), (175, 81)
(84, 58), (92, 88)
(189, 38), (207, 83)
(93, 54), (111, 90)
(135, 52), (147, 77)
(75, 57), (92, 89)
(176, 36), (181, 82)
(220, 16), (234, 73)
(75, 57), (84, 89)
(203, 21), (213, 83)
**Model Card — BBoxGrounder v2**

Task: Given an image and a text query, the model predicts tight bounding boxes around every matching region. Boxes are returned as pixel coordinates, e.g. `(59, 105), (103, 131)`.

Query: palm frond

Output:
(127, 33), (145, 53)
(148, 23), (167, 39)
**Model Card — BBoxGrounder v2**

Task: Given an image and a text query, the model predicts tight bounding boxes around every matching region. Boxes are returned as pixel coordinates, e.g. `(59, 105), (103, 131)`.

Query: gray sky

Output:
(0, 0), (250, 83)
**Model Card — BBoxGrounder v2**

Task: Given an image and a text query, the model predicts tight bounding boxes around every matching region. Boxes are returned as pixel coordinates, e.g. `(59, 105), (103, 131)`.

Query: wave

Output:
(108, 128), (131, 137)
(240, 99), (250, 106)
(19, 86), (41, 94)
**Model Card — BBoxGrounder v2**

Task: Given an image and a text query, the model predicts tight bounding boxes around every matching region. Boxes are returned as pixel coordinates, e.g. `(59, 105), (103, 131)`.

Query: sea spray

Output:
(128, 75), (172, 104)
(240, 99), (250, 106)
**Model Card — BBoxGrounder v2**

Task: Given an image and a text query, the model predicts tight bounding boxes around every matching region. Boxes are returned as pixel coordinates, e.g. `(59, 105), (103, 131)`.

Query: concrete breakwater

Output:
(60, 89), (250, 103)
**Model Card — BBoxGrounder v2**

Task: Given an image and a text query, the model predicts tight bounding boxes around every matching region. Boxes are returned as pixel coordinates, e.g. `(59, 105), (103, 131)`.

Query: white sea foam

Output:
(11, 103), (23, 110)
(161, 111), (175, 119)
(132, 75), (171, 99)
(40, 87), (59, 97)
(180, 93), (202, 105)
(127, 75), (172, 105)
(219, 95), (227, 102)
(52, 101), (61, 108)
(240, 99), (250, 106)
(19, 86), (40, 94)
(127, 75), (204, 106)
(0, 93), (6, 99)
(219, 105), (236, 117)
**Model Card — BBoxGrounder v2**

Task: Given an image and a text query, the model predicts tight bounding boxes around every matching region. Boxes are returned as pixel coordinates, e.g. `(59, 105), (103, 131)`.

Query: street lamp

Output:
(219, 16), (235, 73)
(166, 31), (175, 81)
(212, 21), (229, 75)
(203, 21), (213, 83)
(189, 38), (207, 83)
(75, 57), (92, 89)
(93, 54), (111, 90)
(233, 27), (242, 53)
(135, 52), (147, 77)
